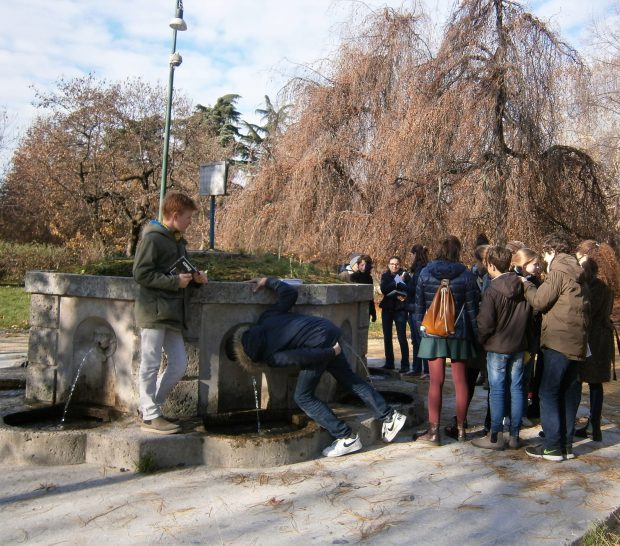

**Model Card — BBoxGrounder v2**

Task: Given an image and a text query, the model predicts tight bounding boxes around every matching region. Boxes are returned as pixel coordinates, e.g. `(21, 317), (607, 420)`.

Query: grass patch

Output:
(135, 451), (158, 474)
(578, 515), (620, 546)
(74, 251), (342, 283)
(0, 285), (30, 330)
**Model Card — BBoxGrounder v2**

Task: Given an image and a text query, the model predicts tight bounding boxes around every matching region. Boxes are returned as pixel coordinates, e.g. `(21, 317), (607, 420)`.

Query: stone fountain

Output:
(0, 271), (422, 469)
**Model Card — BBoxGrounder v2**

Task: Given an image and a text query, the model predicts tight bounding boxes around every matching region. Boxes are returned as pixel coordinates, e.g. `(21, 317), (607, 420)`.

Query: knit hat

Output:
(349, 254), (361, 269)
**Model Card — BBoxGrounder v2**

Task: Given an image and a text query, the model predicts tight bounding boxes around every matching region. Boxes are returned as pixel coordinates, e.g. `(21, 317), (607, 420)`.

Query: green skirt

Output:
(418, 337), (477, 361)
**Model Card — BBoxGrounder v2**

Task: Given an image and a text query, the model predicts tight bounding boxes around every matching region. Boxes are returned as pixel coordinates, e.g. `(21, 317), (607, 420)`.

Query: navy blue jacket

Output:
(414, 260), (480, 340)
(241, 278), (340, 367)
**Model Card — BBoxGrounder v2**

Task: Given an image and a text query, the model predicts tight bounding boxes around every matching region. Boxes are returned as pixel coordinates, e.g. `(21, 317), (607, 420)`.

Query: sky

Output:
(0, 0), (618, 161)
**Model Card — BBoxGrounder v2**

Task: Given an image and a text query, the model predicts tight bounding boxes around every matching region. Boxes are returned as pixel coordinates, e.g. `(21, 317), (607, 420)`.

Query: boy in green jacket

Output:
(133, 193), (208, 434)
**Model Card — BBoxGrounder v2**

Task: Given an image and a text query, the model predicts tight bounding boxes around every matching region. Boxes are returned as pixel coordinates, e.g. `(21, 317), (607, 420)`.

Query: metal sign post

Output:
(199, 161), (228, 250)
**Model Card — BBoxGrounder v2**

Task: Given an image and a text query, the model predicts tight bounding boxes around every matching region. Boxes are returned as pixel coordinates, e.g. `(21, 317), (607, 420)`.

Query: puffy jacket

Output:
(523, 253), (589, 361)
(477, 272), (532, 354)
(379, 269), (409, 312)
(241, 278), (339, 367)
(414, 260), (480, 340)
(133, 220), (191, 331)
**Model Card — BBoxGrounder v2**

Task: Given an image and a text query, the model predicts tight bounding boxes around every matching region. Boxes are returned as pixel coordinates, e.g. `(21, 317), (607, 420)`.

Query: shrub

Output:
(0, 242), (83, 284)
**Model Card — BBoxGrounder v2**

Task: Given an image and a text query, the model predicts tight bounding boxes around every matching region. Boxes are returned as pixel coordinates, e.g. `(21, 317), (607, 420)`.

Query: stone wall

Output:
(25, 272), (372, 418)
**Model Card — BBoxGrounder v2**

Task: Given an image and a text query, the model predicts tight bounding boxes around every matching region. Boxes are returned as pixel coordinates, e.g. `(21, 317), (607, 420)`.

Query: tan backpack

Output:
(421, 279), (457, 337)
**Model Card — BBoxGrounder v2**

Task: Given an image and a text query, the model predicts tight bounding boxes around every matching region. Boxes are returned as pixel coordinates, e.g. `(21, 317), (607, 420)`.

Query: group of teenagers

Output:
(342, 232), (618, 460)
(133, 191), (617, 461)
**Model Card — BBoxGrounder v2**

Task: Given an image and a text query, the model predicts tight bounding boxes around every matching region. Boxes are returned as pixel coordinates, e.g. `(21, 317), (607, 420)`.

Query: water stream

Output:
(251, 376), (262, 434)
(60, 347), (97, 426)
(340, 341), (376, 386)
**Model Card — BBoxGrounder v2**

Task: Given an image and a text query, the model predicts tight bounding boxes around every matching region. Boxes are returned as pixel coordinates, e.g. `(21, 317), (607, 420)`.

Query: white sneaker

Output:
(322, 434), (362, 457)
(382, 410), (407, 443)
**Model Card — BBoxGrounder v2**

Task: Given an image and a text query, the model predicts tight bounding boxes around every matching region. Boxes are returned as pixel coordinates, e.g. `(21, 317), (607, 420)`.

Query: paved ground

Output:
(0, 332), (618, 545)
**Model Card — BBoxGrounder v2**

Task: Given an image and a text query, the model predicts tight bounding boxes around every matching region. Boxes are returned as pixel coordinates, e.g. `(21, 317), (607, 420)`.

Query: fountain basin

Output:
(4, 403), (119, 430)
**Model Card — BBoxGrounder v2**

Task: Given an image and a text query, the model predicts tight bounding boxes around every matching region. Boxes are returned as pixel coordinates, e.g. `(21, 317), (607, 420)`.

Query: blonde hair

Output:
(512, 247), (540, 269)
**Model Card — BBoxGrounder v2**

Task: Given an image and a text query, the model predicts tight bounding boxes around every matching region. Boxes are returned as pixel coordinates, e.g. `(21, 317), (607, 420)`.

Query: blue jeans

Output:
(539, 348), (581, 451)
(382, 309), (409, 369)
(487, 351), (525, 436)
(408, 313), (429, 374)
(294, 352), (392, 438)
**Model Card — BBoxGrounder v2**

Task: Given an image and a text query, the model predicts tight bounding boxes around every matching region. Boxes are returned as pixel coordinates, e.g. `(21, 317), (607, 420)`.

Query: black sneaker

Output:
(562, 447), (576, 460)
(525, 445), (563, 461)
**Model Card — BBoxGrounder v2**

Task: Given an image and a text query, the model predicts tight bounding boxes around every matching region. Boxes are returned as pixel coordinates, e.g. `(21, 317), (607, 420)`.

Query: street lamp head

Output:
(169, 16), (187, 31)
(170, 52), (183, 67)
(169, 3), (187, 31)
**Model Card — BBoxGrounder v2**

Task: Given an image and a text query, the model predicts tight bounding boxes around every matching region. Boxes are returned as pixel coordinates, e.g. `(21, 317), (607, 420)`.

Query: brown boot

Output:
(415, 423), (440, 446)
(471, 431), (505, 450)
(457, 423), (467, 442)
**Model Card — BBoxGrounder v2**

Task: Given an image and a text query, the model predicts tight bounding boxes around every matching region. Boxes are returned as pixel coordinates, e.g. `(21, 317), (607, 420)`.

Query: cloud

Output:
(0, 0), (614, 160)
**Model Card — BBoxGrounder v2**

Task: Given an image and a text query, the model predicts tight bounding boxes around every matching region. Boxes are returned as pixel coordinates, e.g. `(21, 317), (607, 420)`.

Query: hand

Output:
(178, 273), (193, 288)
(192, 271), (208, 284)
(247, 277), (268, 293)
(333, 342), (342, 356)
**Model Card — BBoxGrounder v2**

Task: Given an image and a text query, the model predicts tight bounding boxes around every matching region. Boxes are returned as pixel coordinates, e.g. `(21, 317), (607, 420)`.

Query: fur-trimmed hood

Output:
(230, 324), (269, 373)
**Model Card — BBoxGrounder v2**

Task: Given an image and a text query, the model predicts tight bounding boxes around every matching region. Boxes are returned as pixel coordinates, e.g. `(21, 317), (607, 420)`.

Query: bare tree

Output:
(218, 2), (616, 265)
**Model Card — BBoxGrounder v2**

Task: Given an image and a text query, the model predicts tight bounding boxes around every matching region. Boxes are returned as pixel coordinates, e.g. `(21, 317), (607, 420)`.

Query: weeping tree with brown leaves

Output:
(218, 1), (615, 265)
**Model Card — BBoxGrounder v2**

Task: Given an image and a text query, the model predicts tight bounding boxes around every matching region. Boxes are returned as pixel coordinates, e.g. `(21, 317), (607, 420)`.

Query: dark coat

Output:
(477, 272), (532, 354)
(579, 278), (615, 383)
(404, 262), (425, 313)
(350, 270), (377, 321)
(379, 269), (409, 312)
(132, 220), (190, 331)
(241, 278), (339, 367)
(523, 253), (589, 361)
(414, 260), (480, 340)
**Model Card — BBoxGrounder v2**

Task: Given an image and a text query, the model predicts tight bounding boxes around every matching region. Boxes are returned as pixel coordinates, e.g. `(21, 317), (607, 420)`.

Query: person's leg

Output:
(486, 352), (507, 435)
(539, 348), (568, 452)
(382, 310), (395, 368)
(528, 350), (544, 418)
(294, 360), (352, 438)
(395, 311), (410, 370)
(465, 363), (479, 410)
(327, 353), (392, 420)
(139, 328), (166, 420)
(408, 313), (422, 374)
(508, 353), (525, 438)
(427, 358), (446, 424)
(521, 355), (533, 419)
(589, 383), (604, 440)
(451, 360), (469, 427)
(560, 360), (581, 449)
(154, 329), (188, 408)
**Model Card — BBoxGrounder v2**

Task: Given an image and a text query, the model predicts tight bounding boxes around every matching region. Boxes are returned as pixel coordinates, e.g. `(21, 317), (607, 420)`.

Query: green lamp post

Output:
(158, 0), (187, 221)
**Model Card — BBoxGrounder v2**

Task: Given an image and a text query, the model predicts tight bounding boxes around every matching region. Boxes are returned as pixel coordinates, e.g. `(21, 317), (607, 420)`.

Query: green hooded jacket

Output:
(133, 220), (190, 331)
(523, 253), (589, 361)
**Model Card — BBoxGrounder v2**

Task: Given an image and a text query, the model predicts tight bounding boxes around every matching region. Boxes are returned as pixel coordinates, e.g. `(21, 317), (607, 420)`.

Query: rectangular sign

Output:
(199, 161), (228, 195)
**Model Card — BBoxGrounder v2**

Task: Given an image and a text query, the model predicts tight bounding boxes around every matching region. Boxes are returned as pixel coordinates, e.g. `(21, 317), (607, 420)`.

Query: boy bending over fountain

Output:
(133, 192), (208, 434)
(230, 277), (407, 457)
